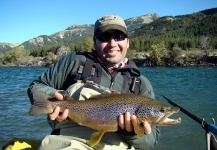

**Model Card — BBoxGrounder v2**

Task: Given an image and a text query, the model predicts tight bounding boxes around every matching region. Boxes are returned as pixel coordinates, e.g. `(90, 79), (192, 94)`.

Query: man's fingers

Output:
(49, 107), (69, 122)
(118, 114), (125, 129)
(131, 116), (152, 135)
(131, 115), (138, 134)
(143, 121), (151, 134)
(56, 109), (69, 122)
(48, 92), (68, 122)
(125, 112), (133, 132)
(54, 92), (63, 100)
(119, 112), (152, 135)
(49, 107), (60, 120)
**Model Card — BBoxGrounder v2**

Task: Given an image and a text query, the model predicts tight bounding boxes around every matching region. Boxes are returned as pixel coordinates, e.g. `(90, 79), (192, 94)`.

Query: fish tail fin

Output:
(29, 90), (54, 115)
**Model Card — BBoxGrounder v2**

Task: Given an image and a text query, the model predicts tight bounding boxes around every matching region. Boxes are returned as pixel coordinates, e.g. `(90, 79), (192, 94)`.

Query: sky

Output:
(0, 0), (217, 44)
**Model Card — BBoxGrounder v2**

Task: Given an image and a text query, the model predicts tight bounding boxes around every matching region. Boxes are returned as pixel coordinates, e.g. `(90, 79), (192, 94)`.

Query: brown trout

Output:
(29, 90), (181, 147)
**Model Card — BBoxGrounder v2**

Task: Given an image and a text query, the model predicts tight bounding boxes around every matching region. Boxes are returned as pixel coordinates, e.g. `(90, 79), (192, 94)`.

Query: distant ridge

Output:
(1, 7), (216, 52)
(0, 13), (160, 52)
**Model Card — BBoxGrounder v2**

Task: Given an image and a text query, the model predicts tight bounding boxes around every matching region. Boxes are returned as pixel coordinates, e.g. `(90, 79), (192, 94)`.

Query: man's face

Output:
(94, 30), (129, 66)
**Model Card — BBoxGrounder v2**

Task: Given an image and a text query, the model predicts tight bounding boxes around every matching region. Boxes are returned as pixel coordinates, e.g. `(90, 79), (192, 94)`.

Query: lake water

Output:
(0, 66), (216, 149)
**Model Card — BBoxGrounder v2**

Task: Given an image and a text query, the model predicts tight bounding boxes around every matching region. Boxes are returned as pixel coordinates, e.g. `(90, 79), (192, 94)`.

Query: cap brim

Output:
(94, 24), (128, 37)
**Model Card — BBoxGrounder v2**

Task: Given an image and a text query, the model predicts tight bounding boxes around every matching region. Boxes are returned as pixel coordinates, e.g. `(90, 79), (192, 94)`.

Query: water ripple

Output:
(0, 67), (216, 149)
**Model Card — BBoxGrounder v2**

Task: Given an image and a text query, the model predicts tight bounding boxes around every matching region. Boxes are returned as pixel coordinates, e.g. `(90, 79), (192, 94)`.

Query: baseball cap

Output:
(94, 15), (128, 37)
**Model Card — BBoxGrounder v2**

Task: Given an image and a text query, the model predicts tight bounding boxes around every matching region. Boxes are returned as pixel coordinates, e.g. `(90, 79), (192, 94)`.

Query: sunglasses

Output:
(96, 32), (128, 42)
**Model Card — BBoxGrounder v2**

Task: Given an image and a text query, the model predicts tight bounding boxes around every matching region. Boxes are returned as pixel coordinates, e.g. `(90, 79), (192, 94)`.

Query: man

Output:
(28, 15), (160, 150)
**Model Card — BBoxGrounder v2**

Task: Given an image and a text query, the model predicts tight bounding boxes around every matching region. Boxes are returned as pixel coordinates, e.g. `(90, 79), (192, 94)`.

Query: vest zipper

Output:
(109, 72), (118, 89)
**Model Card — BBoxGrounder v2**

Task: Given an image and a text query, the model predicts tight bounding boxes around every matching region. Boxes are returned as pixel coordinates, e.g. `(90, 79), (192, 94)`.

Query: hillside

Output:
(0, 8), (216, 53)
(1, 8), (217, 67)
(0, 43), (21, 52)
(131, 8), (217, 39)
(0, 13), (159, 52)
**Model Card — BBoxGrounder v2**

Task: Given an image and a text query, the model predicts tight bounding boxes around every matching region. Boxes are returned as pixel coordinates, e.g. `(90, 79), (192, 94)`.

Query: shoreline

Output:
(0, 63), (216, 68)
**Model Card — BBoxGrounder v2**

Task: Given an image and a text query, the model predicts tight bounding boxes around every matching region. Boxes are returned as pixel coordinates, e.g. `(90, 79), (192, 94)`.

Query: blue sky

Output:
(0, 0), (216, 43)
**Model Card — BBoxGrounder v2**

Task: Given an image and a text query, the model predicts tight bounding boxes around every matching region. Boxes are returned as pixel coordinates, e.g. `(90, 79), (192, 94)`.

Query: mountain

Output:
(0, 43), (21, 52)
(20, 24), (94, 50)
(125, 13), (160, 31)
(19, 13), (159, 50)
(0, 13), (159, 52)
(1, 8), (216, 52)
(131, 8), (217, 38)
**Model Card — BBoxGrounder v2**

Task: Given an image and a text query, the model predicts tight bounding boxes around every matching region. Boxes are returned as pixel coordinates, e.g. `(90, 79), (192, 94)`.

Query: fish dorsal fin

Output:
(88, 94), (111, 100)
(88, 130), (106, 147)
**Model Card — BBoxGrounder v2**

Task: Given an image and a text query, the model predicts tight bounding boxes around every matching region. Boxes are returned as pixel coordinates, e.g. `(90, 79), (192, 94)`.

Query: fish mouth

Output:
(163, 117), (182, 125)
(158, 107), (181, 125)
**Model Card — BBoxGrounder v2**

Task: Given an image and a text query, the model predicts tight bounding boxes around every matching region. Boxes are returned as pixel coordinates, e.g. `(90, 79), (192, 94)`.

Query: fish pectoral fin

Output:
(136, 121), (145, 138)
(88, 130), (106, 147)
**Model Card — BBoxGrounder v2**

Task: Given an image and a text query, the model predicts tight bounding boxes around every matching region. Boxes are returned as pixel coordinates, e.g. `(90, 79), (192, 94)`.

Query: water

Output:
(0, 67), (49, 147)
(0, 67), (216, 149)
(142, 67), (217, 150)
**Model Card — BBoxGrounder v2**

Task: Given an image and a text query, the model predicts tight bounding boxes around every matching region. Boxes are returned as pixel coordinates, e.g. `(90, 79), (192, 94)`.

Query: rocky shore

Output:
(1, 56), (217, 68)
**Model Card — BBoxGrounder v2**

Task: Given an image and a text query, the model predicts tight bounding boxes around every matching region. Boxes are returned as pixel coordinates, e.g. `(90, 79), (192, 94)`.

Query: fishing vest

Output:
(70, 52), (142, 95)
(50, 52), (144, 136)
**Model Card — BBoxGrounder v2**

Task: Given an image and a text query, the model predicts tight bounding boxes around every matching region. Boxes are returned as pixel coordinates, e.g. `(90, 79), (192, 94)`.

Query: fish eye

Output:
(160, 107), (172, 113)
(160, 107), (167, 112)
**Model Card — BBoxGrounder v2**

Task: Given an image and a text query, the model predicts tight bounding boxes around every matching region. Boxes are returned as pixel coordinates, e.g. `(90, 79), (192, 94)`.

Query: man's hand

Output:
(118, 112), (151, 134)
(49, 92), (69, 122)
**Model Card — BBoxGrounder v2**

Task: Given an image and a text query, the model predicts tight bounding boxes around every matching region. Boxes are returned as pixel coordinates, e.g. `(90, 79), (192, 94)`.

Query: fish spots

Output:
(137, 106), (165, 119)
(45, 92), (180, 127)
(64, 99), (142, 125)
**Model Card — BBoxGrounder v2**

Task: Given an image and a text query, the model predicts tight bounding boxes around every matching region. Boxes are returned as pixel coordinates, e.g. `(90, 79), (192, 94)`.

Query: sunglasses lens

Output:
(97, 32), (127, 42)
(98, 33), (110, 42)
(113, 33), (126, 41)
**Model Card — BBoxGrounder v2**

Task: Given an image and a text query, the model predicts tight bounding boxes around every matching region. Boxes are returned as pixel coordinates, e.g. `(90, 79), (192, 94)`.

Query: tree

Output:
(0, 52), (4, 65)
(3, 48), (30, 63)
(131, 38), (140, 51)
(149, 42), (168, 66)
(82, 37), (94, 51)
(166, 40), (176, 51)
(44, 52), (57, 66)
(167, 48), (184, 66)
(201, 36), (212, 56)
(56, 46), (70, 57)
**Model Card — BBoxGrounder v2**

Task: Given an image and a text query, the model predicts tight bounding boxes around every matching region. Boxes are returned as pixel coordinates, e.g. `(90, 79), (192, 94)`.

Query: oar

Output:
(161, 95), (217, 136)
